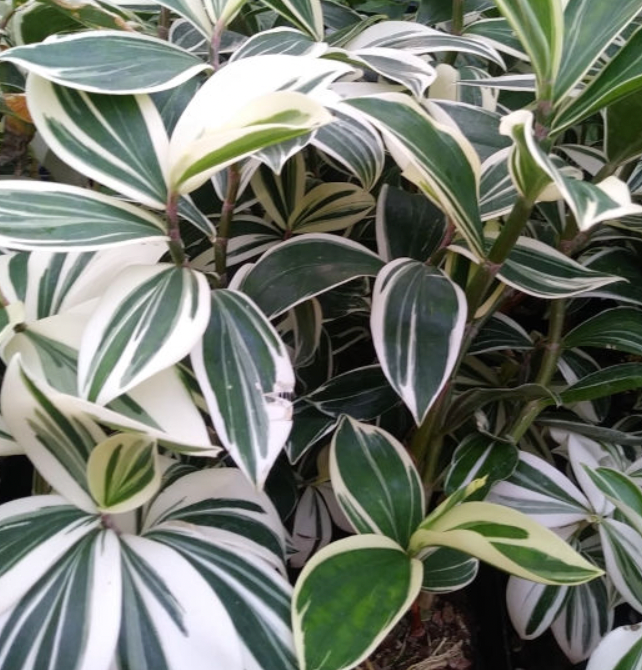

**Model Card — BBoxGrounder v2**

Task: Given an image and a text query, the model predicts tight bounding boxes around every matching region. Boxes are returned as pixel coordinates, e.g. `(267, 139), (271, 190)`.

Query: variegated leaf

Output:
(0, 182), (167, 250)
(371, 258), (466, 425)
(463, 17), (529, 60)
(479, 148), (517, 220)
(1, 358), (105, 513)
(564, 307), (642, 355)
(469, 312), (532, 354)
(259, 0), (323, 40)
(0, 529), (121, 670)
(0, 31), (209, 93)
(239, 234), (384, 318)
(27, 76), (169, 209)
(421, 547), (479, 593)
(155, 0), (213, 38)
(561, 363), (642, 406)
(583, 467), (642, 535)
(78, 264), (211, 405)
(506, 576), (568, 640)
(587, 625), (642, 670)
(410, 500), (602, 585)
(191, 289), (294, 488)
(293, 535), (423, 670)
(330, 416), (424, 547)
(345, 93), (485, 257)
(87, 433), (160, 513)
(230, 27), (324, 60)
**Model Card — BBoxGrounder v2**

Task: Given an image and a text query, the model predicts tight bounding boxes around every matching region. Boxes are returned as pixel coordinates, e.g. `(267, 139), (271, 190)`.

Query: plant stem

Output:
(506, 298), (566, 443)
(210, 19), (226, 70)
(166, 194), (187, 266)
(0, 7), (16, 33)
(157, 8), (171, 40)
(444, 0), (464, 65)
(214, 163), (241, 283)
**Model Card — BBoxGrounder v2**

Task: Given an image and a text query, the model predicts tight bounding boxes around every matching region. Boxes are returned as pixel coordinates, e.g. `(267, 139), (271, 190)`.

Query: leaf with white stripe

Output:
(488, 450), (591, 528)
(551, 575), (613, 663)
(463, 17), (529, 60)
(78, 264), (211, 405)
(565, 307), (642, 355)
(27, 76), (170, 209)
(0, 496), (99, 612)
(155, 0), (213, 38)
(0, 529), (121, 670)
(587, 624), (642, 670)
(583, 467), (642, 534)
(259, 0), (323, 40)
(0, 31), (209, 93)
(289, 485), (335, 568)
(371, 258), (466, 425)
(410, 500), (602, 585)
(293, 534), (423, 670)
(239, 234), (384, 318)
(554, 26), (642, 132)
(599, 519), (642, 614)
(87, 433), (160, 514)
(561, 363), (642, 405)
(1, 358), (105, 513)
(469, 312), (532, 354)
(501, 110), (642, 229)
(492, 0), (563, 95)
(330, 416), (424, 547)
(191, 289), (294, 488)
(479, 148), (517, 220)
(421, 547), (479, 593)
(345, 93), (485, 257)
(117, 535), (244, 670)
(344, 21), (505, 67)
(312, 103), (384, 191)
(605, 90), (642, 166)
(507, 576), (568, 640)
(0, 182), (167, 250)
(230, 27), (324, 60)
(145, 526), (297, 670)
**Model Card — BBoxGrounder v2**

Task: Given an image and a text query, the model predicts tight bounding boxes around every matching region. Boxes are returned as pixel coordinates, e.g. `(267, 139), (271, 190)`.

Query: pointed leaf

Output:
(259, 0), (323, 40)
(87, 433), (160, 513)
(507, 576), (568, 640)
(565, 307), (642, 355)
(420, 547), (479, 593)
(155, 0), (213, 38)
(0, 182), (167, 250)
(27, 76), (169, 209)
(330, 416), (424, 547)
(191, 289), (294, 487)
(605, 90), (642, 165)
(561, 363), (642, 405)
(600, 519), (642, 614)
(230, 27), (324, 60)
(587, 624), (642, 670)
(240, 234), (384, 318)
(79, 264), (211, 405)
(293, 534), (423, 670)
(371, 258), (466, 424)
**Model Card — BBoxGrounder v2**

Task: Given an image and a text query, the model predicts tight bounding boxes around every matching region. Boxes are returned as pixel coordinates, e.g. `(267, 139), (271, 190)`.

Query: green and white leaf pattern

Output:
(507, 576), (568, 640)
(420, 547), (479, 593)
(587, 625), (642, 670)
(371, 258), (466, 424)
(191, 290), (294, 487)
(600, 518), (642, 613)
(78, 264), (211, 405)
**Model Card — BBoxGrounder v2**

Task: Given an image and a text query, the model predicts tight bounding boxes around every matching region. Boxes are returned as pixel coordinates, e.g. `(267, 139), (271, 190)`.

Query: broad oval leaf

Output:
(27, 75), (170, 209)
(371, 258), (466, 425)
(292, 534), (423, 670)
(78, 264), (211, 405)
(0, 182), (167, 250)
(410, 500), (602, 585)
(421, 547), (479, 593)
(0, 30), (209, 93)
(599, 518), (642, 613)
(587, 624), (642, 670)
(87, 433), (160, 513)
(190, 289), (294, 488)
(507, 576), (568, 640)
(240, 234), (384, 318)
(345, 94), (485, 258)
(330, 416), (424, 547)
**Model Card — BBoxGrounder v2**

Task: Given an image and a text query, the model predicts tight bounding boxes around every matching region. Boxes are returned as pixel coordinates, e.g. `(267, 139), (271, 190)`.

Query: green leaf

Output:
(87, 433), (160, 513)
(469, 312), (532, 354)
(292, 534), (423, 670)
(0, 182), (167, 250)
(304, 364), (399, 421)
(155, 0), (213, 38)
(492, 0), (563, 94)
(1, 358), (105, 513)
(0, 530), (121, 670)
(375, 184), (447, 262)
(605, 91), (642, 166)
(286, 404), (336, 463)
(554, 0), (642, 101)
(27, 76), (169, 209)
(239, 234), (384, 318)
(371, 258), (466, 424)
(230, 27), (323, 60)
(553, 25), (642, 132)
(561, 363), (642, 405)
(312, 103), (384, 191)
(587, 625), (642, 670)
(78, 264), (211, 405)
(564, 307), (642, 355)
(583, 467), (642, 534)
(506, 576), (568, 640)
(479, 150), (518, 220)
(1, 30), (209, 93)
(420, 547), (479, 593)
(410, 500), (602, 585)
(345, 93), (485, 257)
(599, 519), (642, 615)
(330, 416), (425, 547)
(259, 0), (323, 40)
(445, 434), (518, 498)
(191, 289), (294, 488)
(463, 17), (529, 60)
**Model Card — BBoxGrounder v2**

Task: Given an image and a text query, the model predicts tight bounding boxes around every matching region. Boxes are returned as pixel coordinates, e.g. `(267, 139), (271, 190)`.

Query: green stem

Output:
(214, 163), (241, 283)
(157, 8), (171, 40)
(444, 0), (464, 65)
(410, 384), (449, 490)
(210, 19), (226, 70)
(506, 298), (566, 443)
(166, 194), (186, 266)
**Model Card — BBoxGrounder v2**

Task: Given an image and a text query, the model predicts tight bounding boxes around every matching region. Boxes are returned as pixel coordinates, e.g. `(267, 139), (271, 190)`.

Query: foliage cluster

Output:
(2, 0), (642, 668)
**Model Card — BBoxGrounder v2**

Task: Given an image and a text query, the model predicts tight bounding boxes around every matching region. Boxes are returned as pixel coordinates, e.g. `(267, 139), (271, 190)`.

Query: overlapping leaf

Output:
(507, 576), (568, 640)
(587, 625), (642, 670)
(421, 548), (479, 593)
